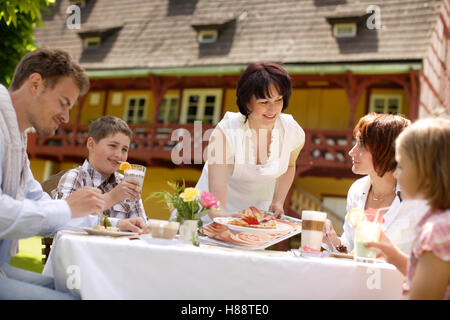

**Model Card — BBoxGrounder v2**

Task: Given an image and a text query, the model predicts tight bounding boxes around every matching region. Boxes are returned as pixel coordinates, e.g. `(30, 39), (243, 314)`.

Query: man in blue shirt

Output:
(0, 48), (106, 299)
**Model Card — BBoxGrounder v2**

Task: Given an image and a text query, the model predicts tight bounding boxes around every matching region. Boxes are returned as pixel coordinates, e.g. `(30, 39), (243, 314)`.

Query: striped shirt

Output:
(403, 208), (450, 299)
(54, 160), (147, 220)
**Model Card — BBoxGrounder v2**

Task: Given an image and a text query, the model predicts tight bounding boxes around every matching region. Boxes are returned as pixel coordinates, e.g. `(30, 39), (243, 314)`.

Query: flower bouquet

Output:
(148, 181), (220, 245)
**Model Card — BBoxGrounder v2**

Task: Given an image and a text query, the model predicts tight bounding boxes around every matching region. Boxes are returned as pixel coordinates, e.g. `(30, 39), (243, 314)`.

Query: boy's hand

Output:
(104, 179), (141, 209)
(66, 187), (105, 218)
(117, 217), (148, 234)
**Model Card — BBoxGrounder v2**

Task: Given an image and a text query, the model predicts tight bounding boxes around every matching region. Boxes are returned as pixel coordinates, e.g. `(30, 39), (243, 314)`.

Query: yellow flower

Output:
(180, 188), (200, 202)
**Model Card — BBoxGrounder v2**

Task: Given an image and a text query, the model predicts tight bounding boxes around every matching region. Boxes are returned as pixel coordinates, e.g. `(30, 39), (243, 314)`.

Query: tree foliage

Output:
(0, 0), (55, 86)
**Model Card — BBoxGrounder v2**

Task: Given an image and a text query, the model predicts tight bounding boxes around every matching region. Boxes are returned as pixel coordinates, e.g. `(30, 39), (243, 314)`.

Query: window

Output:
(88, 92), (101, 106)
(157, 94), (179, 124)
(369, 94), (402, 114)
(180, 89), (222, 124)
(83, 36), (101, 48)
(124, 95), (148, 123)
(198, 30), (218, 43)
(111, 92), (123, 106)
(333, 23), (357, 38)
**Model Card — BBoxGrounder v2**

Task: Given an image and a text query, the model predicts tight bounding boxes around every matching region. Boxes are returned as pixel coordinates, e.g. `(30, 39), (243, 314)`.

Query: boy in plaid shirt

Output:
(55, 116), (148, 233)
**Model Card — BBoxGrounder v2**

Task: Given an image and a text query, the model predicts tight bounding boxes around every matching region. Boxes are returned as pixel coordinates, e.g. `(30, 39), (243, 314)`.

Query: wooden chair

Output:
(40, 169), (69, 264)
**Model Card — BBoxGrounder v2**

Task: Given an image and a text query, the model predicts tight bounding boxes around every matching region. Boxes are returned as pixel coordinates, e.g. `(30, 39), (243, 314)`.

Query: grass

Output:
(9, 236), (44, 273)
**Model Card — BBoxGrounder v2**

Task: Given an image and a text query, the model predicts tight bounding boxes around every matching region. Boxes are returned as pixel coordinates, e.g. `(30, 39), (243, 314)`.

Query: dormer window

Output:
(333, 23), (357, 38)
(326, 8), (369, 39)
(191, 13), (236, 45)
(77, 24), (123, 50)
(197, 30), (218, 43)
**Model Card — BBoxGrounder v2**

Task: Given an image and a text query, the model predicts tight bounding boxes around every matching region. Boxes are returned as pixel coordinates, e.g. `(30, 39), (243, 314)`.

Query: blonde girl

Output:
(366, 118), (450, 299)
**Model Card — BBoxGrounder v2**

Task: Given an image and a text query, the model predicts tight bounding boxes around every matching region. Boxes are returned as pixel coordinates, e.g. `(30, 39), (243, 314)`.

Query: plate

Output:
(82, 227), (138, 237)
(330, 252), (354, 259)
(213, 217), (290, 234)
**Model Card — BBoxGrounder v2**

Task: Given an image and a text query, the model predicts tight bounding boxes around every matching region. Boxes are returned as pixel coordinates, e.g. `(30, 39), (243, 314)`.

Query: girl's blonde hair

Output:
(396, 118), (450, 210)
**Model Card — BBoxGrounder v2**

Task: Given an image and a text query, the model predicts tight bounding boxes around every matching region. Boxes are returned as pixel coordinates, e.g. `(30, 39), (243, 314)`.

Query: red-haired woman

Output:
(323, 113), (428, 254)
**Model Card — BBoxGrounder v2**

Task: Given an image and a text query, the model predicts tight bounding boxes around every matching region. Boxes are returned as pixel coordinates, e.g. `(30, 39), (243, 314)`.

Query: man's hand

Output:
(117, 217), (148, 234)
(65, 187), (105, 218)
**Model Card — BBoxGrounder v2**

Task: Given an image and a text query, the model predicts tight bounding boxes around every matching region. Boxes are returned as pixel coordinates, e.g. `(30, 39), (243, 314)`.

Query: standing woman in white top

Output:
(323, 113), (427, 254)
(195, 62), (305, 224)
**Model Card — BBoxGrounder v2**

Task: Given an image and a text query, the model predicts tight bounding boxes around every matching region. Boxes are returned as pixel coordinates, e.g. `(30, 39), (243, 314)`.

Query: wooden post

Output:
(409, 69), (419, 121)
(148, 75), (181, 164)
(72, 94), (87, 147)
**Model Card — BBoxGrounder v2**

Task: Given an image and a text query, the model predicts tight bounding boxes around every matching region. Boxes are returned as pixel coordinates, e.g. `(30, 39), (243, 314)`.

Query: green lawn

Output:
(9, 236), (44, 273)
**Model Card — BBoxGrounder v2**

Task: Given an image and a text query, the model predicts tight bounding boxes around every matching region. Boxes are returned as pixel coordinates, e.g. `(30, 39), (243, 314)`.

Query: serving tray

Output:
(199, 212), (302, 250)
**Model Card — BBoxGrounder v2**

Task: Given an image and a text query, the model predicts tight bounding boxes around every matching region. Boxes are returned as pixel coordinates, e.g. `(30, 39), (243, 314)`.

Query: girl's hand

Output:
(364, 231), (408, 274)
(268, 202), (284, 218)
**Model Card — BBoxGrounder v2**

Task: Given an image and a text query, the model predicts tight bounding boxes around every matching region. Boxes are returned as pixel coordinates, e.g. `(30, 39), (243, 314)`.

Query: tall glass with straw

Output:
(354, 207), (389, 262)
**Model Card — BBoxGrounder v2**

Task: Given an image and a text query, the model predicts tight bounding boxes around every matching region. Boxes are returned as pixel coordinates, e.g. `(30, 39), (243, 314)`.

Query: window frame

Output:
(157, 94), (180, 124)
(123, 94), (149, 124)
(332, 23), (357, 38)
(179, 89), (223, 125)
(369, 94), (403, 114)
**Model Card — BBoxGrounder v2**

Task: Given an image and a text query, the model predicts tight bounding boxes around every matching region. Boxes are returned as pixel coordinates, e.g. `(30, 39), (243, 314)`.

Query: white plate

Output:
(82, 227), (138, 237)
(213, 217), (290, 234)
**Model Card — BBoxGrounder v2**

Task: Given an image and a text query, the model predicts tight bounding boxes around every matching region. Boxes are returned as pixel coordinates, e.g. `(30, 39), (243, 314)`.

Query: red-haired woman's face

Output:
(348, 131), (375, 175)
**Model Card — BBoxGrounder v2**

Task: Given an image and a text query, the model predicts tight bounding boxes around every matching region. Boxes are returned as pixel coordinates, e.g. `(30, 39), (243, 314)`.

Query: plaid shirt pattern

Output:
(54, 160), (147, 220)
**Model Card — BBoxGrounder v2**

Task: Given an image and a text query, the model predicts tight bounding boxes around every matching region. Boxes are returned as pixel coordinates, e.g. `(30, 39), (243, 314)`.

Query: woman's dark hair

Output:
(236, 62), (292, 119)
(354, 113), (411, 177)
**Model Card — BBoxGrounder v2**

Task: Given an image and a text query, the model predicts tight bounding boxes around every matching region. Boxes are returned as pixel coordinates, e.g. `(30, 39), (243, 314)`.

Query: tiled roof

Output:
(34, 0), (443, 70)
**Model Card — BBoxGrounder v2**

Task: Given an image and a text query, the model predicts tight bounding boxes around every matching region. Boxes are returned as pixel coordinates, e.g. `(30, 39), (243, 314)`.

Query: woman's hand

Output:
(322, 219), (341, 248)
(364, 231), (408, 275)
(268, 202), (284, 218)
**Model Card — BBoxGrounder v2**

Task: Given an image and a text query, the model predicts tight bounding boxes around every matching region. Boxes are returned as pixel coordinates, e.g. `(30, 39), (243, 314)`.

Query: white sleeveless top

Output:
(195, 111), (305, 224)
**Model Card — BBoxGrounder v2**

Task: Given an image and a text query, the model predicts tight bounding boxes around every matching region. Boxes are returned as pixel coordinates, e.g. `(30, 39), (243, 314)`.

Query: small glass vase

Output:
(179, 219), (199, 246)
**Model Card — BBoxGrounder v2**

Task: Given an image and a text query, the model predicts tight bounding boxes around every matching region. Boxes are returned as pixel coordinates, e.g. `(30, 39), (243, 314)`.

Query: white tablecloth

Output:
(43, 232), (405, 300)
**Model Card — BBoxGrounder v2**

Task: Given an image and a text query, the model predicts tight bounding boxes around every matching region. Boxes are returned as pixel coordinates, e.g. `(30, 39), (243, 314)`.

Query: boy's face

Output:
(87, 132), (131, 178)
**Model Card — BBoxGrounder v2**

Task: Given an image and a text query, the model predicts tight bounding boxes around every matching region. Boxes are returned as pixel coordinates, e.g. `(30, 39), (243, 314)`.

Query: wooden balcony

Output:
(27, 123), (357, 177)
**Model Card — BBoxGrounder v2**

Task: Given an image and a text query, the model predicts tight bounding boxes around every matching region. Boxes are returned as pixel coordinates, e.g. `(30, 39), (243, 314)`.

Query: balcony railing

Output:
(296, 129), (355, 176)
(27, 123), (355, 175)
(27, 123), (216, 165)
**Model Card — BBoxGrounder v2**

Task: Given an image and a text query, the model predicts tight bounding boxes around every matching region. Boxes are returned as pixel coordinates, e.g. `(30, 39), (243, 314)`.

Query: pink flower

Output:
(200, 191), (219, 209)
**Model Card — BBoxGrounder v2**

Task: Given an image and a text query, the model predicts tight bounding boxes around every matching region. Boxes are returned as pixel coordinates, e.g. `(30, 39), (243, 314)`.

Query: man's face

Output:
(28, 75), (79, 136)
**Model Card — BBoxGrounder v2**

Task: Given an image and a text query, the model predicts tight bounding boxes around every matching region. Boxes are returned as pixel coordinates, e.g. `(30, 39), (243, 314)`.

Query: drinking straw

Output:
(374, 206), (390, 224)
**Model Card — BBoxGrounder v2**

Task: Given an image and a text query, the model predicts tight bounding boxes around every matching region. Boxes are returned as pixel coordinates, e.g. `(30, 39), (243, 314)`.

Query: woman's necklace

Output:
(371, 186), (396, 201)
